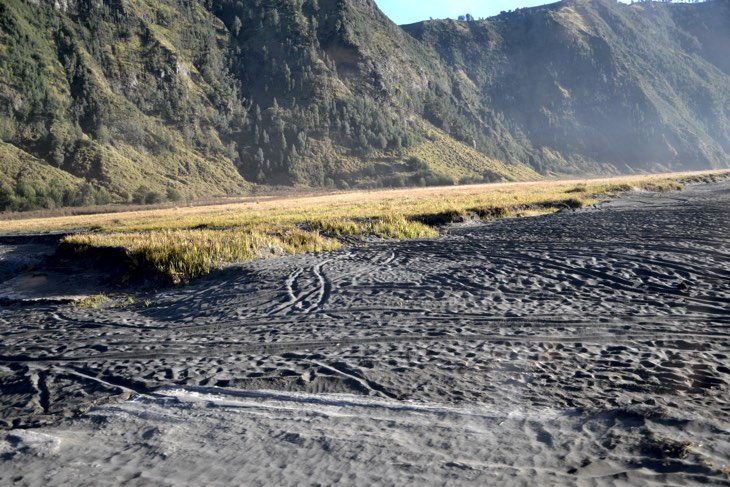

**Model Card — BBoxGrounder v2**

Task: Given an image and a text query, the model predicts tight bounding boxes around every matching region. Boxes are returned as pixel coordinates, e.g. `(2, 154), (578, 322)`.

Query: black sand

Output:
(1, 181), (728, 484)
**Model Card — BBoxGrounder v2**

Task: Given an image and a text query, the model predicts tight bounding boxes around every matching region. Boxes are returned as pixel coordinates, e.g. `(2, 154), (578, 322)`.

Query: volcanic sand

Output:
(0, 181), (728, 485)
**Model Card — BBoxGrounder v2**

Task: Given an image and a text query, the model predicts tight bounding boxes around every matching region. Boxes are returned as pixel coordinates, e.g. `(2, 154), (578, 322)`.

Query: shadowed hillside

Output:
(403, 0), (730, 173)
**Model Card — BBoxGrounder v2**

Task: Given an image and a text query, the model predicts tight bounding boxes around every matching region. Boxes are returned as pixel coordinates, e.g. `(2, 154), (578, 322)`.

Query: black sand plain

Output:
(0, 181), (728, 485)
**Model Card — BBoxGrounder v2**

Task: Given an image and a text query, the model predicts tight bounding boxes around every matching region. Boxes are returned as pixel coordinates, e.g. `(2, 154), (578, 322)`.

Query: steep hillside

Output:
(0, 0), (538, 211)
(0, 0), (728, 212)
(403, 0), (730, 173)
(0, 0), (252, 210)
(212, 0), (536, 186)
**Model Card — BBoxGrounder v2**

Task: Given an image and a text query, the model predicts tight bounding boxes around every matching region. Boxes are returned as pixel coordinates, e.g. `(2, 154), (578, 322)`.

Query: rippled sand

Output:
(1, 181), (729, 485)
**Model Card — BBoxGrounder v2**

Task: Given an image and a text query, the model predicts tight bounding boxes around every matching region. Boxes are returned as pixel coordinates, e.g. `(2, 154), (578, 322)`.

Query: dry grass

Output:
(4, 170), (728, 283)
(311, 214), (438, 240)
(73, 294), (110, 309)
(1, 170), (725, 235)
(64, 226), (341, 284)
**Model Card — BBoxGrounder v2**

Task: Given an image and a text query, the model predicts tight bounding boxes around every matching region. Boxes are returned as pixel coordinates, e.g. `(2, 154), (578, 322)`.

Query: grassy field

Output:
(2, 171), (727, 283)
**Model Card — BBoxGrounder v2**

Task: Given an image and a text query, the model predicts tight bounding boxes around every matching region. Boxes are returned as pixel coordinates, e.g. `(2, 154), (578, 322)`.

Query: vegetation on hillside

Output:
(0, 0), (728, 212)
(404, 0), (730, 173)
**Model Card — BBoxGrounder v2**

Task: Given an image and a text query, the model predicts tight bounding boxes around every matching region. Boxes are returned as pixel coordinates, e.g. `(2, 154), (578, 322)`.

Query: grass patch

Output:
(63, 226), (340, 284)
(73, 294), (110, 309)
(566, 183), (587, 193)
(8, 170), (729, 284)
(311, 215), (438, 240)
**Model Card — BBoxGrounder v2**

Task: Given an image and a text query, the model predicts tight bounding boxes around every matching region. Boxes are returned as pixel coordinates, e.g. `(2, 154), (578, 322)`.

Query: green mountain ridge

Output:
(0, 0), (728, 211)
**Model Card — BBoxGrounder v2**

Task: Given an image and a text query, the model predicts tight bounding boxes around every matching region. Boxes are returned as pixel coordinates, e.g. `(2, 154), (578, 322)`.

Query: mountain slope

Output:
(0, 0), (252, 210)
(0, 0), (728, 211)
(214, 0), (537, 186)
(403, 0), (730, 173)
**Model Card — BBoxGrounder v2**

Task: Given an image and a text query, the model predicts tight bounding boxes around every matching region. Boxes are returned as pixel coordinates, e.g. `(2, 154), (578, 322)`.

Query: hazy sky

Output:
(374, 0), (627, 24)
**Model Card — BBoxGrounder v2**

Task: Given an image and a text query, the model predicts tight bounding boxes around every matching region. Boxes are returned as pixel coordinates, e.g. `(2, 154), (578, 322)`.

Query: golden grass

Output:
(2, 171), (723, 234)
(311, 214), (438, 240)
(64, 226), (341, 285)
(73, 294), (110, 309)
(4, 170), (728, 283)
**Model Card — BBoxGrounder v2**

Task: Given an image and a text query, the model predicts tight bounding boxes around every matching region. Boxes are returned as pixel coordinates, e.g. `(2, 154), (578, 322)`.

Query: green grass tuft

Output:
(74, 294), (110, 309)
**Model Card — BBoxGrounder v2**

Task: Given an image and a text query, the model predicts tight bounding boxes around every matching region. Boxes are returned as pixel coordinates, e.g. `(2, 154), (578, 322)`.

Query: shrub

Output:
(166, 188), (183, 202)
(0, 181), (17, 211)
(133, 185), (164, 205)
(406, 156), (429, 171)
(145, 191), (164, 205)
(132, 185), (151, 204)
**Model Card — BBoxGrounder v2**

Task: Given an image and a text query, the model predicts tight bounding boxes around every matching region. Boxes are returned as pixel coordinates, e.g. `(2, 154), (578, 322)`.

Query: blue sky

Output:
(374, 0), (625, 24)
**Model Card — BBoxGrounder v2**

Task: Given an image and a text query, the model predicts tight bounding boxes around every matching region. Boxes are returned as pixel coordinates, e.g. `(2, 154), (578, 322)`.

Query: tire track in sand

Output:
(267, 260), (332, 316)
